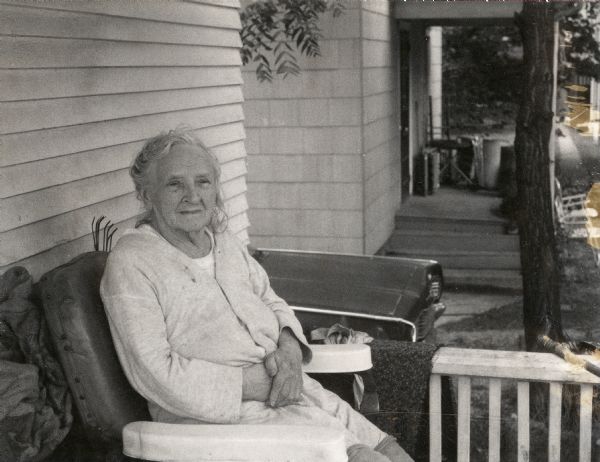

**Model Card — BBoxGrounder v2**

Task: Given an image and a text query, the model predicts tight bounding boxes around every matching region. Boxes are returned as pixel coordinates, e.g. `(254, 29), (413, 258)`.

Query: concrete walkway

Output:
(437, 290), (521, 327)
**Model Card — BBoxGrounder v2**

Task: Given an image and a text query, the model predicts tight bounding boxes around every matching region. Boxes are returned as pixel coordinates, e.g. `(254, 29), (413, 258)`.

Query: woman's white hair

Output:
(130, 127), (228, 232)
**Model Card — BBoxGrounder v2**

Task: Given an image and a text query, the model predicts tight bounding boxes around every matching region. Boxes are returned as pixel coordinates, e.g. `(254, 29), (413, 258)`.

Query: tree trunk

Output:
(514, 3), (566, 351)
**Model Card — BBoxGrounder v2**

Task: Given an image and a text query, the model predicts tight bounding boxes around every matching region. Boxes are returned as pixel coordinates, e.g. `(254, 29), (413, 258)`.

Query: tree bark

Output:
(514, 3), (566, 351)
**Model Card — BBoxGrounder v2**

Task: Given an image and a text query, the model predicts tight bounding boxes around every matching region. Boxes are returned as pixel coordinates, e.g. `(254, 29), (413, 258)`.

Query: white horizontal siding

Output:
(0, 0), (249, 279)
(224, 192), (249, 219)
(1, 67), (243, 101)
(0, 5), (241, 47)
(1, 157), (247, 263)
(1, 105), (244, 166)
(2, 193), (140, 265)
(1, 37), (241, 68)
(1, 0), (241, 29)
(2, 137), (246, 199)
(221, 176), (248, 209)
(2, 86), (243, 135)
(1, 216), (139, 282)
(3, 169), (133, 232)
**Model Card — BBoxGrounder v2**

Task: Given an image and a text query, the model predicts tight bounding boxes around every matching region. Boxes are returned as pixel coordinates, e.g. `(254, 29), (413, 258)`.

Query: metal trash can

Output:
(429, 149), (440, 193)
(414, 148), (440, 196)
(480, 139), (504, 189)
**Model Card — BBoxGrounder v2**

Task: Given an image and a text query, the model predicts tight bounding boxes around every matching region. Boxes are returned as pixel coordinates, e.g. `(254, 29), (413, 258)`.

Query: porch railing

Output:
(429, 347), (600, 462)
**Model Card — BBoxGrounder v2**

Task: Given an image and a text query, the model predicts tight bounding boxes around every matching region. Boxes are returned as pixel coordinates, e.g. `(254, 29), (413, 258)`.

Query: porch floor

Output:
(396, 186), (505, 223)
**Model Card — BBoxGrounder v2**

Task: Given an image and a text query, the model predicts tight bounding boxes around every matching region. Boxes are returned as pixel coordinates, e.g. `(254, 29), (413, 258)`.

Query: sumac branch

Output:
(240, 0), (344, 82)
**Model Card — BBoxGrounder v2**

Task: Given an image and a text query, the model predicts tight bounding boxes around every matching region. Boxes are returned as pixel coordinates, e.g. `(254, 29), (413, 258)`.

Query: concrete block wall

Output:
(361, 1), (401, 254)
(243, 3), (365, 253)
(243, 1), (401, 254)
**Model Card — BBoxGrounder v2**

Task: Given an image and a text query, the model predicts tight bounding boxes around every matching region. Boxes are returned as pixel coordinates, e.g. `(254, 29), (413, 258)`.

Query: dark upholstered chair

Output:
(39, 251), (371, 461)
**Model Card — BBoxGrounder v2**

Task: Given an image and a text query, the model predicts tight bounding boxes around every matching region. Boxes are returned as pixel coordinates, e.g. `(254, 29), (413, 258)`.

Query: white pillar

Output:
(428, 26), (443, 140)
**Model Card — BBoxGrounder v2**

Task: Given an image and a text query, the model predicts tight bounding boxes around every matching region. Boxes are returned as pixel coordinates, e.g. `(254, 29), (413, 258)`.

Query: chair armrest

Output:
(123, 421), (347, 461)
(303, 344), (372, 373)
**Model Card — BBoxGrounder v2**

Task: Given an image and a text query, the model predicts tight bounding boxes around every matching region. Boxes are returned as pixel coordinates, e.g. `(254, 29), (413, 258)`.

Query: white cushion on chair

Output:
(123, 421), (347, 461)
(303, 344), (372, 373)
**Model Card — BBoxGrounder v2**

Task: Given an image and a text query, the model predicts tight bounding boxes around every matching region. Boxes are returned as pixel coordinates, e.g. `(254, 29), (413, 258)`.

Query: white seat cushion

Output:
(123, 421), (347, 462)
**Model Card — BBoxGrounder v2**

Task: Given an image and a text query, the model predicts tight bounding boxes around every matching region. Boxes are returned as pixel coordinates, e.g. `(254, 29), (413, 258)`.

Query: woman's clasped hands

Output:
(264, 327), (304, 408)
(241, 327), (304, 407)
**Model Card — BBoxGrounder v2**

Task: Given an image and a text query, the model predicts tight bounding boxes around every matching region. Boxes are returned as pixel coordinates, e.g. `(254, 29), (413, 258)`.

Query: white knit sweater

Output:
(100, 225), (386, 448)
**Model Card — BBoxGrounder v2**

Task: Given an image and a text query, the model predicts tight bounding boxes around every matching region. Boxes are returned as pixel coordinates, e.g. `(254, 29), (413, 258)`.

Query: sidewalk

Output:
(436, 289), (525, 351)
(437, 290), (521, 327)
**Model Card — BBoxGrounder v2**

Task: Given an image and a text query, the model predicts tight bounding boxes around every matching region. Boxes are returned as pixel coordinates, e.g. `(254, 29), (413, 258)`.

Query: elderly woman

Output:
(100, 129), (413, 462)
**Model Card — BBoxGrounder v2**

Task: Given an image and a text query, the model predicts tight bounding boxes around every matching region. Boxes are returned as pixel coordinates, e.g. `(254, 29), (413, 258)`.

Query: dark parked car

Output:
(253, 248), (445, 343)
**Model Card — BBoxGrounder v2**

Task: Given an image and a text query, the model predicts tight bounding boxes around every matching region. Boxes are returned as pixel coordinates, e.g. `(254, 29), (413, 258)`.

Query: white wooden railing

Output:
(429, 348), (600, 462)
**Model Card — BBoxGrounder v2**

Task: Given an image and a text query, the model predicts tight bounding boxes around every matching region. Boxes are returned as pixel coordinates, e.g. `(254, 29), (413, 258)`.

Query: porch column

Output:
(428, 26), (443, 140)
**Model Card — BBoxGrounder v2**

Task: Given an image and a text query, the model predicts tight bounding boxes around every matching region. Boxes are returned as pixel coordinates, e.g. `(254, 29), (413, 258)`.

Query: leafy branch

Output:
(240, 0), (344, 82)
(560, 2), (600, 80)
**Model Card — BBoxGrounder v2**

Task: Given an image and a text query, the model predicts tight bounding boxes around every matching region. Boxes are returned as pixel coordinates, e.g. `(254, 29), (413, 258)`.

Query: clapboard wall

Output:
(243, 0), (401, 254)
(0, 0), (249, 279)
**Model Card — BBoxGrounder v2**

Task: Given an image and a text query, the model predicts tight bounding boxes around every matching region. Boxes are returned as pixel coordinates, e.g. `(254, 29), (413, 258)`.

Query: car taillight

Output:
(427, 274), (442, 302)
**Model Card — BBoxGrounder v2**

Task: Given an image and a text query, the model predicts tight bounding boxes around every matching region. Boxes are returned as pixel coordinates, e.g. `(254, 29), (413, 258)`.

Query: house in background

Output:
(0, 0), (250, 279)
(243, 0), (524, 255)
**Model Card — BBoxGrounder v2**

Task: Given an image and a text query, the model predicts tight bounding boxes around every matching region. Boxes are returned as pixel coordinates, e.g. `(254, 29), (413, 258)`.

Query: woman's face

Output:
(145, 143), (218, 236)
